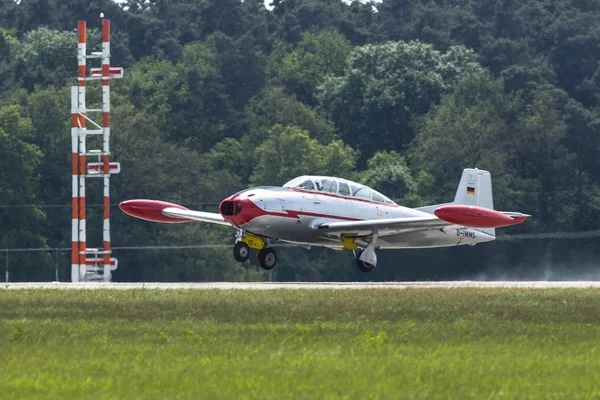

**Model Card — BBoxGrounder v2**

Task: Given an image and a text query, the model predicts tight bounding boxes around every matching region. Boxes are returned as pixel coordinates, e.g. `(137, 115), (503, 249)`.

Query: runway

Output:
(2, 281), (600, 290)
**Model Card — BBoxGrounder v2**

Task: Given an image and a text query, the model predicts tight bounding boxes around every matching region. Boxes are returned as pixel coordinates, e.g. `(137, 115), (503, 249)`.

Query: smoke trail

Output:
(498, 230), (600, 241)
(461, 231), (600, 281)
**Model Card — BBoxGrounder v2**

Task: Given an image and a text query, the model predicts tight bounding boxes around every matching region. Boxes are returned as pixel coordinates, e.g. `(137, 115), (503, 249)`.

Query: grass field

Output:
(1, 288), (600, 399)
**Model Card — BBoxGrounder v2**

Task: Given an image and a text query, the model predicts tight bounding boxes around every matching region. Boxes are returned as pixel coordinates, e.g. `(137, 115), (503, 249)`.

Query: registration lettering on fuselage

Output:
(456, 228), (476, 239)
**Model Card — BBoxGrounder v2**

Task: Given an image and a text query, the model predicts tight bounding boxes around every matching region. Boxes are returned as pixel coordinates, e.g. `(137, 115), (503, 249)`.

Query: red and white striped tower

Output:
(101, 18), (111, 281)
(71, 86), (79, 282)
(76, 20), (87, 282)
(71, 17), (122, 282)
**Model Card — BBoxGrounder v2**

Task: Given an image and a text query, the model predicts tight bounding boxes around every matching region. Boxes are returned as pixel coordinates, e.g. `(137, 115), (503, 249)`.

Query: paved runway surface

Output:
(2, 281), (600, 290)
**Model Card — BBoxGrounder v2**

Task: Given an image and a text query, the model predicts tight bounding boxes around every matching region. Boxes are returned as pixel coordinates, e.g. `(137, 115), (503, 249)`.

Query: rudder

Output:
(453, 168), (493, 210)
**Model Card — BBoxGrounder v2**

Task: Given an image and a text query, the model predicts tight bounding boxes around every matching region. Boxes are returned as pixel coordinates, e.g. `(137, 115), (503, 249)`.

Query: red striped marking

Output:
(86, 257), (116, 266)
(78, 113), (86, 129)
(71, 198), (78, 219)
(103, 242), (110, 267)
(79, 241), (86, 266)
(103, 155), (110, 174)
(71, 242), (78, 265)
(102, 19), (110, 43)
(71, 153), (78, 174)
(221, 196), (362, 227)
(103, 197), (110, 219)
(78, 197), (85, 219)
(78, 21), (86, 43)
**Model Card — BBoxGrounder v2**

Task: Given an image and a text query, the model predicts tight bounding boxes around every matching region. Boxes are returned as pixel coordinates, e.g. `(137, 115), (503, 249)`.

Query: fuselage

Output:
(219, 185), (494, 250)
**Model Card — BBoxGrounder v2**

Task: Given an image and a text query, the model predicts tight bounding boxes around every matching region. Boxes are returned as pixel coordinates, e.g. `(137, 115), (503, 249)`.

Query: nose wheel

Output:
(233, 241), (250, 262)
(257, 247), (277, 270)
(233, 233), (278, 270)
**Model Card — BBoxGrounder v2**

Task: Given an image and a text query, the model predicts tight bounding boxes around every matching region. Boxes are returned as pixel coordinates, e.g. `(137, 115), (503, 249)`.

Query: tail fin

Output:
(453, 168), (495, 236)
(453, 168), (493, 210)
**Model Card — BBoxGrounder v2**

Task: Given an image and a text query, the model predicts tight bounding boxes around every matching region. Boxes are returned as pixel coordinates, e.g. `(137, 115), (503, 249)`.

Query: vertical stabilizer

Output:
(454, 169), (493, 209)
(453, 168), (494, 236)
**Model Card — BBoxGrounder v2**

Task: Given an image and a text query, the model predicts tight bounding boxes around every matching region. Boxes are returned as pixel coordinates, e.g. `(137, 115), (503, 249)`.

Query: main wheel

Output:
(233, 241), (250, 262)
(355, 250), (375, 273)
(257, 247), (277, 270)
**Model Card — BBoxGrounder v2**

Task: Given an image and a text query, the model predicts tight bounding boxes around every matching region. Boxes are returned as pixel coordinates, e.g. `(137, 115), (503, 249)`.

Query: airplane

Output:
(120, 168), (529, 272)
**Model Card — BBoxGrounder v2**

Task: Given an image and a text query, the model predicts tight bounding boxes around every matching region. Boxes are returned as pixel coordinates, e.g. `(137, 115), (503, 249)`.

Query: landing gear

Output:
(233, 241), (250, 262)
(257, 247), (277, 270)
(233, 231), (278, 270)
(355, 250), (375, 273)
(355, 233), (378, 273)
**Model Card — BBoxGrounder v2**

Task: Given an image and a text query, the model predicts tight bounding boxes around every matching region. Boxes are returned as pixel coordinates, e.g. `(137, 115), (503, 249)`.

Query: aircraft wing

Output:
(120, 200), (230, 226)
(311, 206), (530, 238)
(311, 216), (450, 238)
(162, 207), (230, 225)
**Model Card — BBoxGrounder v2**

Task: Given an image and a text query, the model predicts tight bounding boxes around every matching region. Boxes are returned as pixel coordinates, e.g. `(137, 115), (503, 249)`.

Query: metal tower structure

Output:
(71, 17), (123, 282)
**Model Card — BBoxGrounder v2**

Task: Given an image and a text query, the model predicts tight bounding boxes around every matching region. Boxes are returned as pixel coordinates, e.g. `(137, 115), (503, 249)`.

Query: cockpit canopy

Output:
(283, 176), (395, 205)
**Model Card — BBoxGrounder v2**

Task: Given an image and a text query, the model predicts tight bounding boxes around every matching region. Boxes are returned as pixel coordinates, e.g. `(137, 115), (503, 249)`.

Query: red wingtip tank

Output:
(434, 205), (529, 228)
(119, 200), (193, 223)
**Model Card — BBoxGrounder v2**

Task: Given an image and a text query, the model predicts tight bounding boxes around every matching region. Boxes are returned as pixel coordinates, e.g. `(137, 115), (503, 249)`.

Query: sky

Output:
(263, 0), (381, 9)
(112, 0), (381, 10)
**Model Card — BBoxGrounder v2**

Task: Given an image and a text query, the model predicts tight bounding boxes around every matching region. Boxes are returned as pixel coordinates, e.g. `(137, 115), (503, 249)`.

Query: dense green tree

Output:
(510, 89), (577, 229)
(0, 104), (49, 280)
(411, 73), (512, 204)
(119, 59), (192, 142)
(7, 87), (71, 250)
(269, 30), (352, 105)
(318, 41), (483, 163)
(250, 124), (357, 186)
(0, 28), (19, 97)
(244, 87), (337, 146)
(359, 151), (415, 204)
(271, 0), (379, 45)
(12, 28), (77, 90)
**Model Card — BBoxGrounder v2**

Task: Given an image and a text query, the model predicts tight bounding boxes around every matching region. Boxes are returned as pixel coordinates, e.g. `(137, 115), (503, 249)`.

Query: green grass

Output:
(1, 289), (600, 399)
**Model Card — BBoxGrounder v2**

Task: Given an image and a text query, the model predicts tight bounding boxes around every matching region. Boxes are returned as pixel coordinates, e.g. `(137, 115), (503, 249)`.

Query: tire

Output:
(258, 247), (277, 270)
(233, 241), (250, 262)
(356, 250), (375, 273)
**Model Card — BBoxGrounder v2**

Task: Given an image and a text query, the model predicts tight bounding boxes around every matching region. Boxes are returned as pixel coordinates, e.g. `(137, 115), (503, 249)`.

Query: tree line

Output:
(1, 0), (599, 281)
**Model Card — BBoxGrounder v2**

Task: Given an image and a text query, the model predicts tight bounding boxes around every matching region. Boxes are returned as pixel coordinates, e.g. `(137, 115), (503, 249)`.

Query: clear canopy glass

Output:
(283, 176), (395, 204)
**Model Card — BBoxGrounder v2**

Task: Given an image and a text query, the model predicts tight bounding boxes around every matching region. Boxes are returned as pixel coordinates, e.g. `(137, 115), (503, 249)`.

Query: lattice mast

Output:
(71, 16), (123, 282)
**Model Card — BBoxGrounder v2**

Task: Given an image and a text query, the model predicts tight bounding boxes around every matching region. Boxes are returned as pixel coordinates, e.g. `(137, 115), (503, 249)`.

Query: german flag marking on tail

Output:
(467, 187), (475, 195)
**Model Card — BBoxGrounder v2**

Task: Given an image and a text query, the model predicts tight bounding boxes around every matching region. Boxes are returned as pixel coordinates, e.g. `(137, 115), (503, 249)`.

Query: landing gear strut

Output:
(257, 247), (277, 270)
(355, 233), (378, 273)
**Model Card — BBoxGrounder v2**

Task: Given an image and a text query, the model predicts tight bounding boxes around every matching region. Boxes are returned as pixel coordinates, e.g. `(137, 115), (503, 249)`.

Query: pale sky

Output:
(113, 0), (380, 10)
(264, 0), (381, 9)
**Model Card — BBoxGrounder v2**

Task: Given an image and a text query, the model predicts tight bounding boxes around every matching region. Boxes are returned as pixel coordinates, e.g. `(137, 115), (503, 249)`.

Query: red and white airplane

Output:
(120, 168), (529, 272)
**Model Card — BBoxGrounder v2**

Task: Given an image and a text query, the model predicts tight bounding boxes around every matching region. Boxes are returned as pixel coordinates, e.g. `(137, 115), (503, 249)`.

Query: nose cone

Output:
(219, 195), (262, 227)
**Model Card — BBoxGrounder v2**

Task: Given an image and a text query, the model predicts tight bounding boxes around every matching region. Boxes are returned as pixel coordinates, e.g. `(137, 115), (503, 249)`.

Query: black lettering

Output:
(457, 229), (476, 239)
